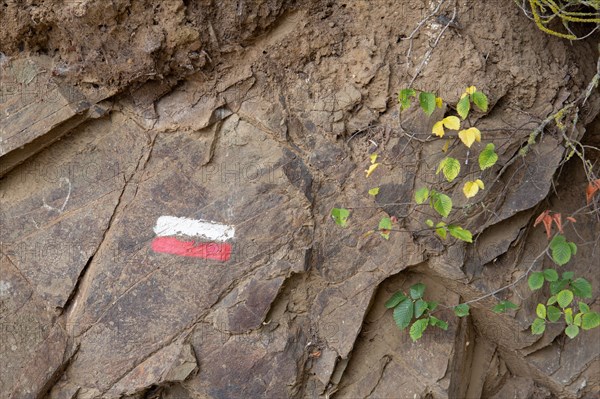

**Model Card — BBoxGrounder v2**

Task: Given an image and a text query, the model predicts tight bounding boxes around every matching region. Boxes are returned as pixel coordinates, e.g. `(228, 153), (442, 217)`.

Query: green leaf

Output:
(549, 235), (572, 266)
(431, 192), (453, 218)
(454, 304), (470, 317)
(547, 306), (562, 322)
(425, 219), (434, 227)
(478, 143), (498, 170)
(531, 318), (546, 335)
(379, 217), (393, 240)
(419, 91), (437, 116)
(579, 302), (590, 313)
(457, 95), (470, 119)
(536, 304), (547, 319)
(568, 242), (577, 256)
(581, 312), (600, 330)
(571, 278), (592, 299)
(415, 187), (430, 204)
(550, 279), (569, 295)
(410, 318), (429, 341)
(557, 290), (574, 308)
(385, 291), (407, 309)
(415, 299), (428, 318)
(393, 300), (414, 330)
(574, 313), (582, 327)
(565, 324), (579, 339)
(410, 283), (426, 300)
(448, 225), (473, 243)
(471, 91), (489, 112)
(368, 187), (380, 196)
(331, 208), (350, 227)
(562, 271), (574, 280)
(547, 295), (557, 306)
(564, 308), (573, 324)
(528, 272), (544, 291)
(543, 269), (559, 282)
(492, 300), (519, 313)
(427, 301), (439, 312)
(436, 226), (447, 239)
(398, 88), (416, 111)
(437, 157), (461, 182)
(429, 316), (448, 330)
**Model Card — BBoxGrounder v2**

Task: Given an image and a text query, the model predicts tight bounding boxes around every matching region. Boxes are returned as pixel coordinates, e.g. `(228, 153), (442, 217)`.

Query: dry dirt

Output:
(1, 0), (599, 398)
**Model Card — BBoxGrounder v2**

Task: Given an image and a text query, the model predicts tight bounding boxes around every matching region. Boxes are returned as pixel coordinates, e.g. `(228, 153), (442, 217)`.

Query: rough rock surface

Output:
(1, 1), (599, 398)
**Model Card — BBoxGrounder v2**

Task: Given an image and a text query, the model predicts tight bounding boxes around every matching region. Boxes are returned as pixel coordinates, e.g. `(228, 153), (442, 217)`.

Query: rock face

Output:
(1, 1), (599, 398)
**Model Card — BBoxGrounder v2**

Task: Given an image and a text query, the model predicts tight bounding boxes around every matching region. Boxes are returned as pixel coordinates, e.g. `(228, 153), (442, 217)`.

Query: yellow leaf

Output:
(460, 92), (468, 99)
(442, 139), (450, 153)
(368, 187), (380, 196)
(466, 86), (477, 95)
(442, 116), (460, 130)
(435, 97), (443, 108)
(463, 181), (480, 198)
(475, 179), (485, 189)
(432, 121), (445, 137)
(458, 127), (481, 148)
(365, 163), (380, 177)
(370, 153), (378, 164)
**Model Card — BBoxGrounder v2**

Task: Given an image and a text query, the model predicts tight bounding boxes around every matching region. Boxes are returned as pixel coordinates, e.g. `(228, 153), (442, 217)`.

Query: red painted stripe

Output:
(151, 237), (231, 261)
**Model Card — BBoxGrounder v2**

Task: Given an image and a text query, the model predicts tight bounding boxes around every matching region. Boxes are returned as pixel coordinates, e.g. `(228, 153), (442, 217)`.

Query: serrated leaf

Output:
(579, 302), (590, 313)
(478, 143), (498, 170)
(543, 269), (559, 282)
(574, 313), (582, 327)
(365, 163), (380, 178)
(443, 115), (460, 130)
(448, 225), (473, 243)
(429, 316), (448, 330)
(435, 97), (443, 108)
(463, 181), (481, 198)
(398, 88), (416, 110)
(557, 290), (574, 308)
(415, 187), (430, 204)
(457, 95), (470, 119)
(410, 283), (426, 300)
(331, 208), (350, 227)
(547, 306), (562, 322)
(431, 192), (453, 218)
(550, 279), (569, 295)
(568, 242), (577, 255)
(437, 157), (461, 182)
(415, 299), (428, 318)
(565, 324), (579, 339)
(454, 304), (470, 317)
(581, 312), (600, 330)
(427, 301), (438, 312)
(571, 278), (592, 298)
(471, 91), (488, 112)
(385, 291), (408, 309)
(528, 272), (544, 290)
(409, 318), (429, 341)
(368, 187), (380, 196)
(432, 121), (445, 137)
(565, 308), (573, 324)
(547, 295), (558, 305)
(419, 91), (437, 116)
(536, 303), (547, 319)
(562, 271), (574, 280)
(531, 318), (546, 335)
(458, 127), (481, 148)
(549, 235), (572, 266)
(436, 227), (447, 239)
(393, 299), (414, 329)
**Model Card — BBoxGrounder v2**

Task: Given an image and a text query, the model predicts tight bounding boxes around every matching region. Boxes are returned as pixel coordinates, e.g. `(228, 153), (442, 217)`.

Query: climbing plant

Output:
(330, 85), (600, 342)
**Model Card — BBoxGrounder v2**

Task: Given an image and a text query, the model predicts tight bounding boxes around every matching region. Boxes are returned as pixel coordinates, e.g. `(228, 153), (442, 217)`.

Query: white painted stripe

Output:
(154, 216), (235, 242)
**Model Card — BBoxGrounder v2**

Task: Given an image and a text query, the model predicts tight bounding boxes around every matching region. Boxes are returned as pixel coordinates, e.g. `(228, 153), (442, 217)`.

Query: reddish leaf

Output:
(566, 216), (576, 223)
(586, 179), (600, 204)
(534, 210), (553, 239)
(552, 213), (563, 233)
